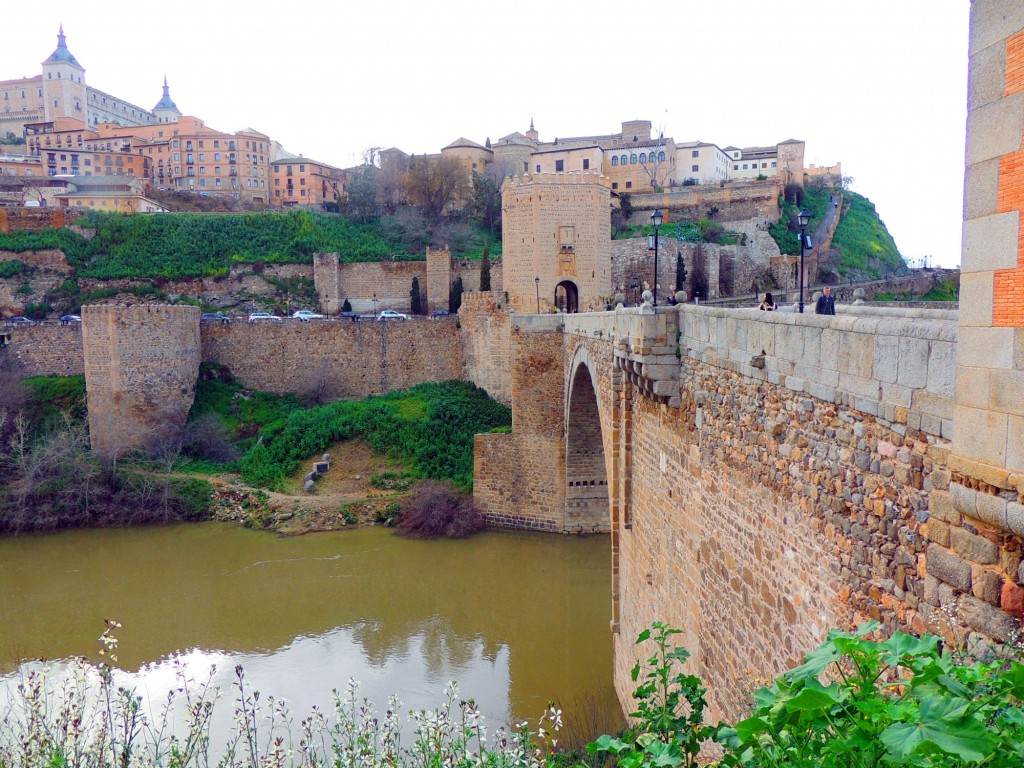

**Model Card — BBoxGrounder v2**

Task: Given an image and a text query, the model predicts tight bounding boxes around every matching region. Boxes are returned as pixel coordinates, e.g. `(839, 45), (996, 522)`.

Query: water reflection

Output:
(0, 524), (618, 731)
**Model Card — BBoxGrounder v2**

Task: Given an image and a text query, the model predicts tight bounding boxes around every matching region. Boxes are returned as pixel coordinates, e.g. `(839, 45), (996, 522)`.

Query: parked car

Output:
(430, 310), (451, 318)
(292, 310), (325, 321)
(247, 312), (281, 323)
(59, 314), (82, 325)
(200, 312), (231, 324)
(377, 310), (409, 321)
(338, 311), (361, 322)
(9, 316), (34, 326)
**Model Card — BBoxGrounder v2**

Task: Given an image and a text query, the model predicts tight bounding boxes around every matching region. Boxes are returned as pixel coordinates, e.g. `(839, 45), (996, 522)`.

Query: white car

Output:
(292, 310), (325, 321)
(247, 312), (281, 323)
(377, 310), (409, 321)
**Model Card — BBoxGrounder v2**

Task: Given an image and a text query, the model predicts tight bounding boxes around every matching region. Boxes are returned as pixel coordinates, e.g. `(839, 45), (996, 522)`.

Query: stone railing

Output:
(676, 304), (957, 439)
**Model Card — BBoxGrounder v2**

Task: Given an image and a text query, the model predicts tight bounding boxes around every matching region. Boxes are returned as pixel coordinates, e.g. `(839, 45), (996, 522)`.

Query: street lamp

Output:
(535, 276), (540, 314)
(650, 209), (663, 305)
(797, 209), (810, 313)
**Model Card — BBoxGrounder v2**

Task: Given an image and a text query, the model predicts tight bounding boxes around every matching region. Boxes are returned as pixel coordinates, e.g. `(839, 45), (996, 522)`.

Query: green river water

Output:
(0, 522), (619, 739)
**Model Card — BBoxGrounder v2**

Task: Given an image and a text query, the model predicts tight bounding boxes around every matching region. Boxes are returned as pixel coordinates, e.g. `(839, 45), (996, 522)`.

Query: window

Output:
(743, 164), (749, 169)
(762, 162), (768, 168)
(199, 167), (205, 174)
(214, 153), (220, 161)
(300, 177), (306, 185)
(771, 161), (777, 168)
(692, 165), (699, 172)
(620, 155), (627, 165)
(733, 164), (739, 170)
(612, 182), (618, 189)
(658, 151), (666, 162)
(639, 153), (647, 163)
(692, 150), (699, 158)
(174, 153), (180, 161)
(199, 141), (204, 148)
(630, 154), (637, 164)
(555, 159), (564, 172)
(300, 189), (306, 196)
(186, 154), (193, 163)
(535, 164), (541, 173)
(173, 140), (179, 148)
(199, 153), (205, 161)
(299, 164), (305, 172)
(199, 179), (206, 187)
(611, 156), (618, 166)
(216, 178), (221, 187)
(583, 158), (590, 170)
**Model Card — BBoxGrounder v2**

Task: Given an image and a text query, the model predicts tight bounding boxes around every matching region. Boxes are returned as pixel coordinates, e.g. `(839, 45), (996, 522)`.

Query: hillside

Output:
(0, 209), (500, 280)
(829, 190), (905, 278)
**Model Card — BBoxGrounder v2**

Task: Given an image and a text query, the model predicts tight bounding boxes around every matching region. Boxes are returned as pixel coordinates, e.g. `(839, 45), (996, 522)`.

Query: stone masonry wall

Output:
(82, 304), (201, 454)
(459, 291), (512, 405)
(628, 179), (782, 222)
(1, 323), (84, 376)
(200, 318), (464, 399)
(473, 317), (567, 530)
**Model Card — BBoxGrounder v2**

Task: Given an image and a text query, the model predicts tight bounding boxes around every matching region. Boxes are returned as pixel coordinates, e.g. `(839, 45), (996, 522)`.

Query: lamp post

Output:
(631, 276), (639, 307)
(534, 276), (540, 314)
(650, 209), (663, 305)
(797, 209), (810, 313)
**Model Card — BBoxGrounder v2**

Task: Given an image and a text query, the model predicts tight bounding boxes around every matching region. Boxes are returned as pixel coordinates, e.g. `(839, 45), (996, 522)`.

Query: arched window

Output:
(630, 154), (637, 164)
(620, 155), (627, 166)
(639, 153), (647, 163)
(611, 156), (618, 166)
(658, 151), (666, 162)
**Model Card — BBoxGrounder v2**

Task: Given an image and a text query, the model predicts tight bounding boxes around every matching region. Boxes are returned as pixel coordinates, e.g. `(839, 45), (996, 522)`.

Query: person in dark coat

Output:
(815, 286), (836, 315)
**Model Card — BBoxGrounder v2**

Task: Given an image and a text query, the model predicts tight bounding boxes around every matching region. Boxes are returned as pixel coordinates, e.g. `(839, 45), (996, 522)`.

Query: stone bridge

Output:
(473, 302), (1023, 722)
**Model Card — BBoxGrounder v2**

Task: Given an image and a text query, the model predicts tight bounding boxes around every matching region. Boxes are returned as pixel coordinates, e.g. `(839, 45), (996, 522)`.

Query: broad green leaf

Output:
(881, 632), (939, 663)
(786, 642), (841, 681)
(880, 697), (994, 762)
(587, 735), (631, 755)
(786, 679), (841, 712)
(731, 716), (770, 742)
(998, 661), (1024, 699)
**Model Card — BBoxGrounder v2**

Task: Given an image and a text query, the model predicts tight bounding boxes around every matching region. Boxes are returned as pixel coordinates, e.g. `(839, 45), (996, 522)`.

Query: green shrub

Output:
(0, 260), (32, 278)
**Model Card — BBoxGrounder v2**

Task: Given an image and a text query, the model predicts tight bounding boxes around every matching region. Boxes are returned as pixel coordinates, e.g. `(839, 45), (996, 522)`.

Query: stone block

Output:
(926, 340), (957, 398)
(972, 566), (1003, 605)
(968, 38), (1007, 110)
(819, 329), (840, 371)
(853, 396), (880, 417)
(973, 492), (1007, 529)
(930, 490), (961, 525)
(965, 92), (1024, 166)
(953, 405), (1008, 467)
(962, 211), (1021, 273)
(964, 157), (1000, 221)
(970, 1), (1024, 56)
(1007, 501), (1024, 537)
(873, 334), (899, 383)
(959, 595), (1017, 642)
(1002, 580), (1024, 618)
(957, 272), (996, 328)
(1007, 414), (1024, 474)
(924, 574), (940, 606)
(951, 483), (979, 518)
(897, 336), (930, 388)
(927, 519), (951, 546)
(880, 382), (913, 409)
(926, 544), (973, 592)
(950, 527), (999, 565)
(955, 366), (992, 410)
(839, 333), (874, 378)
(930, 468), (951, 491)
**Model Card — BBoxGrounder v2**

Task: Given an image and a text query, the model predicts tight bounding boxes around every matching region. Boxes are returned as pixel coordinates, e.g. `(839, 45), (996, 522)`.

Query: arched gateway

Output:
(565, 358), (610, 533)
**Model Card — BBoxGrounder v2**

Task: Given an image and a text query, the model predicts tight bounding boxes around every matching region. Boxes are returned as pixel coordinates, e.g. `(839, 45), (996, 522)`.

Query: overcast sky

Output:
(2, 1), (969, 267)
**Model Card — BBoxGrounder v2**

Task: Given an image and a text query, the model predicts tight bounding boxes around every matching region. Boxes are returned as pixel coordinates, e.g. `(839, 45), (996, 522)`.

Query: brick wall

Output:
(82, 304), (201, 454)
(1, 323), (84, 375)
(627, 180), (782, 223)
(200, 318), (464, 399)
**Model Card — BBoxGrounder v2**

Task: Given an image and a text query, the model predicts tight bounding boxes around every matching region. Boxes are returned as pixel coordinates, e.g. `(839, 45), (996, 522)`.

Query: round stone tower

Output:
(82, 304), (201, 455)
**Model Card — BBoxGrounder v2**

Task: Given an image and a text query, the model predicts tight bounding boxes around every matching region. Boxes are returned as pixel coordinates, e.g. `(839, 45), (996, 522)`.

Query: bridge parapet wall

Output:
(676, 304), (957, 440)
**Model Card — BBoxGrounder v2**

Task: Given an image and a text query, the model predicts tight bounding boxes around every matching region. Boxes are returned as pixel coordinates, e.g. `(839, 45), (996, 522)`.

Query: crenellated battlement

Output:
(503, 171), (612, 190)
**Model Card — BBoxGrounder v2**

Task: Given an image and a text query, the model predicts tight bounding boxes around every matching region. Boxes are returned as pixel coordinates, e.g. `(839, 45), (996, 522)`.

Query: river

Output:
(0, 522), (620, 748)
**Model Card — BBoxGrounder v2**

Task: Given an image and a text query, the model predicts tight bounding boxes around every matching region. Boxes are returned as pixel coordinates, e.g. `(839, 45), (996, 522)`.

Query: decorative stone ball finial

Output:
(640, 289), (654, 309)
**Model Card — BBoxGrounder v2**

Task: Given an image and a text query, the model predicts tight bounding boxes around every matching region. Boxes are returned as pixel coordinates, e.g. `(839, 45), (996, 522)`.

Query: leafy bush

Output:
(395, 481), (483, 539)
(831, 190), (905, 277)
(0, 260), (32, 278)
(370, 471), (413, 491)
(236, 380), (510, 491)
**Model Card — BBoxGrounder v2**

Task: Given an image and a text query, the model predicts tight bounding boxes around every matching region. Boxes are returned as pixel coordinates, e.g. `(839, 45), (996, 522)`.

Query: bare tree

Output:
(403, 156), (469, 223)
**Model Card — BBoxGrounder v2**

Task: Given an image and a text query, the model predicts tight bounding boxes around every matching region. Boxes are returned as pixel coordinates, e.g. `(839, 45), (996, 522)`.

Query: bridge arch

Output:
(564, 345), (612, 534)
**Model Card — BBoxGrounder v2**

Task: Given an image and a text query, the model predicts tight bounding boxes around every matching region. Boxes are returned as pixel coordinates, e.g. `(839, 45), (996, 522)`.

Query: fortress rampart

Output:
(82, 304), (201, 454)
(2, 323), (84, 376)
(200, 318), (464, 399)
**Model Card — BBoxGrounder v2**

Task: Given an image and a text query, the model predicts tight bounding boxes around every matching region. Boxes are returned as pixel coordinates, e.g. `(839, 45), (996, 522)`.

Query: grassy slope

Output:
(0, 210), (501, 279)
(830, 190), (904, 278)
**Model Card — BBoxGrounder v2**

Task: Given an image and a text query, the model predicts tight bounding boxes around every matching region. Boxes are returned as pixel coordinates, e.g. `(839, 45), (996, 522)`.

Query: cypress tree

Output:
(480, 243), (492, 292)
(410, 277), (422, 315)
(450, 276), (464, 313)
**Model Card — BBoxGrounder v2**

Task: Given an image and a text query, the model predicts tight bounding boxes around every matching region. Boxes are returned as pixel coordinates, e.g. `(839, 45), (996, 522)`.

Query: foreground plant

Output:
(715, 620), (1024, 767)
(588, 622), (710, 768)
